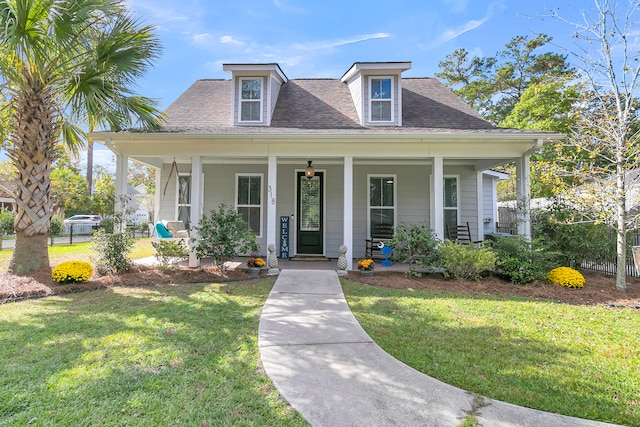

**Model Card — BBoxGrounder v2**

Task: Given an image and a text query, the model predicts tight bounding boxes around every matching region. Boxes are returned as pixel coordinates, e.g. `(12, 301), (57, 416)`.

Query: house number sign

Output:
(280, 216), (290, 259)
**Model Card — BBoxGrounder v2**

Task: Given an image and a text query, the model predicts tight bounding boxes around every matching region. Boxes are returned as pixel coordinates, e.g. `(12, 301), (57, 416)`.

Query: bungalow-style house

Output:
(90, 61), (561, 269)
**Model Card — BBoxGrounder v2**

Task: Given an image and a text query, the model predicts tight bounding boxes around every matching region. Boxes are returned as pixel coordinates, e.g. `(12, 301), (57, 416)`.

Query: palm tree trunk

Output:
(7, 75), (56, 275)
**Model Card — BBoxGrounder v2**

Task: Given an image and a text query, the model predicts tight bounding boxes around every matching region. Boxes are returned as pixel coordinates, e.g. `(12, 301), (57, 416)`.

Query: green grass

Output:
(342, 280), (640, 426)
(0, 238), (155, 272)
(0, 279), (306, 426)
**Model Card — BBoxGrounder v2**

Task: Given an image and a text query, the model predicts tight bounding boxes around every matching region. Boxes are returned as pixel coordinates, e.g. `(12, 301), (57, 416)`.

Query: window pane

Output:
(444, 209), (458, 232)
(178, 206), (190, 228)
(370, 177), (382, 206)
(371, 100), (391, 121)
(249, 177), (261, 205)
(238, 177), (249, 205)
(444, 178), (457, 207)
(239, 206), (260, 234)
(382, 178), (394, 206)
(241, 79), (261, 99)
(300, 176), (320, 231)
(241, 101), (260, 121)
(178, 176), (190, 204)
(371, 78), (391, 99)
(371, 208), (395, 231)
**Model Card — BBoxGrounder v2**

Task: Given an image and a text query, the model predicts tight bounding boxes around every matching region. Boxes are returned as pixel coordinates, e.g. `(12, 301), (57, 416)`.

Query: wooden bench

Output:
(365, 224), (394, 258)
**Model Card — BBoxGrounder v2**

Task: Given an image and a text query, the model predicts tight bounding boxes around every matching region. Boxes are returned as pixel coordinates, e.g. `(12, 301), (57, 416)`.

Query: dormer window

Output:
(240, 78), (263, 122)
(370, 77), (393, 122)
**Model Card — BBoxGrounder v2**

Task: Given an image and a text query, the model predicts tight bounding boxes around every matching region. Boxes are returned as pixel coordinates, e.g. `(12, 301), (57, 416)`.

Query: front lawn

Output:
(342, 280), (639, 426)
(0, 279), (305, 426)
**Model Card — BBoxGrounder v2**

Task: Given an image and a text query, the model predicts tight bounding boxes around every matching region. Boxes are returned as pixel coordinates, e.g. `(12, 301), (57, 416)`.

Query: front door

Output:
(296, 171), (323, 254)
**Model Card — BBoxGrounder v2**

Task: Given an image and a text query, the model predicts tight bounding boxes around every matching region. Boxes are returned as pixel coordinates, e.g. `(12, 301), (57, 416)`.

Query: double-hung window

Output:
(369, 77), (393, 122)
(368, 175), (396, 239)
(239, 78), (262, 122)
(236, 174), (263, 236)
(444, 176), (459, 231)
(177, 174), (191, 227)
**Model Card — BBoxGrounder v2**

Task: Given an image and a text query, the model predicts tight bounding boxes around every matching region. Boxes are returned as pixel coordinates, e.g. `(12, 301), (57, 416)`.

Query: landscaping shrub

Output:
(48, 213), (64, 246)
(439, 241), (497, 281)
(547, 267), (585, 288)
(152, 239), (190, 270)
(51, 261), (93, 283)
(389, 223), (440, 276)
(490, 235), (555, 284)
(91, 227), (135, 274)
(193, 203), (259, 272)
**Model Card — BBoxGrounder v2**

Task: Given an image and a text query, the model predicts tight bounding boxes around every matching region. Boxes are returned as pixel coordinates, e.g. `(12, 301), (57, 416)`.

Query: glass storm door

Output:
(296, 171), (323, 254)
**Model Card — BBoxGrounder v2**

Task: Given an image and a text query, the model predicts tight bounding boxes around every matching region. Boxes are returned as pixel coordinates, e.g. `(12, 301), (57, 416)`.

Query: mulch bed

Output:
(2, 265), (640, 309)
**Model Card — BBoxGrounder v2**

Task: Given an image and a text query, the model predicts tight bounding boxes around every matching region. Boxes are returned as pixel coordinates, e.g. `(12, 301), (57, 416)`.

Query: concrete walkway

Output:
(258, 269), (618, 427)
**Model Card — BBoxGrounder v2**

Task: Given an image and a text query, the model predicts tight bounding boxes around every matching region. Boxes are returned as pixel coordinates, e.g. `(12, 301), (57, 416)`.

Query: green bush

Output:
(0, 208), (14, 251)
(152, 239), (190, 270)
(490, 235), (555, 284)
(91, 210), (134, 275)
(389, 223), (440, 277)
(48, 213), (65, 245)
(439, 241), (497, 281)
(51, 261), (93, 283)
(193, 203), (259, 272)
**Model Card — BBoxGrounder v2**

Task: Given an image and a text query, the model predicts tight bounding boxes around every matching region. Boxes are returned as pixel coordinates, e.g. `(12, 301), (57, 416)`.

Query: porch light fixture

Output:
(305, 160), (315, 188)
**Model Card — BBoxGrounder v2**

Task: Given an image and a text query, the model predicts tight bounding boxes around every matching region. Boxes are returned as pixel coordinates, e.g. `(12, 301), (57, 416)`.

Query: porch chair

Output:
(365, 223), (395, 258)
(445, 222), (482, 245)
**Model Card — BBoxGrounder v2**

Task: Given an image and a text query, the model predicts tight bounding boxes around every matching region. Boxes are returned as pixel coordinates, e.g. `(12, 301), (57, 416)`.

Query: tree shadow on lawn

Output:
(342, 284), (638, 426)
(0, 279), (304, 426)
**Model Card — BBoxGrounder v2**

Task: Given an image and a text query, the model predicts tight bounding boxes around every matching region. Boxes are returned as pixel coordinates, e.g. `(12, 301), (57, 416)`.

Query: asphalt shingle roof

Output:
(160, 77), (526, 135)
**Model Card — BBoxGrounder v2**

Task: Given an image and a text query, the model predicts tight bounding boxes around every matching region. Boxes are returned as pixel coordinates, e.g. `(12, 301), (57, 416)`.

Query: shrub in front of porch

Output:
(490, 235), (557, 284)
(193, 203), (259, 272)
(439, 241), (497, 281)
(389, 223), (440, 277)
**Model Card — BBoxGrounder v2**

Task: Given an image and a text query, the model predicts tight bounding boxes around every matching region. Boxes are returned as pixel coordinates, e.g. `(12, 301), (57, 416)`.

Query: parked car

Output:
(63, 215), (102, 226)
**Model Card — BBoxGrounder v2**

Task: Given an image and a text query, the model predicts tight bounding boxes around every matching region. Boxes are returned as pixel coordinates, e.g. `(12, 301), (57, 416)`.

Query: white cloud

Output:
(432, 18), (487, 46)
(220, 35), (244, 46)
(292, 33), (391, 51)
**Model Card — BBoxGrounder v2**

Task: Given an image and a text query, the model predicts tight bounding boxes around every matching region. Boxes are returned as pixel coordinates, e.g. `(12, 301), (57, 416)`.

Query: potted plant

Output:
(246, 257), (266, 275)
(357, 259), (375, 276)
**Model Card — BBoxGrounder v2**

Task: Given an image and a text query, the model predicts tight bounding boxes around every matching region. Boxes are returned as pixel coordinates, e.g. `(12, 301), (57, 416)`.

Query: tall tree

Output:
(549, 0), (640, 291)
(436, 34), (575, 124)
(0, 0), (162, 275)
(92, 171), (115, 217)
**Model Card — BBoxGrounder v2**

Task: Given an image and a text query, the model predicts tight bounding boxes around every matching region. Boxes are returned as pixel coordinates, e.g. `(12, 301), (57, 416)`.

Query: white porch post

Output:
(477, 171), (484, 241)
(343, 156), (354, 270)
(153, 167), (161, 223)
(189, 156), (203, 267)
(267, 155), (278, 255)
(431, 157), (444, 240)
(115, 153), (128, 229)
(515, 154), (532, 240)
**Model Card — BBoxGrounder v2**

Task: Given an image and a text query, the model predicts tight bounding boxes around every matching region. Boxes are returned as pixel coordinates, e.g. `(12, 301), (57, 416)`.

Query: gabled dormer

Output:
(341, 62), (411, 127)
(223, 63), (288, 126)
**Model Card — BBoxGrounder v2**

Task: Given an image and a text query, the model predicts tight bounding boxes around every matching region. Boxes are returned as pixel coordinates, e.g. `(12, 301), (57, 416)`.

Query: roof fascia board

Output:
(223, 63), (288, 83)
(341, 61), (412, 83)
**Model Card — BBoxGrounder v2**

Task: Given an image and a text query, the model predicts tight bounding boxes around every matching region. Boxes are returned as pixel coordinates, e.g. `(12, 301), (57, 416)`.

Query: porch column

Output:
(431, 157), (444, 240)
(115, 153), (128, 216)
(476, 171), (485, 241)
(153, 167), (161, 223)
(267, 155), (278, 255)
(189, 156), (203, 267)
(515, 154), (532, 240)
(343, 156), (354, 270)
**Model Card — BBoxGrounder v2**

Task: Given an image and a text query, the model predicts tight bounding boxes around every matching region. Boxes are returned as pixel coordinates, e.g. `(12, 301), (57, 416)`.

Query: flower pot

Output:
(247, 267), (261, 276)
(359, 270), (374, 277)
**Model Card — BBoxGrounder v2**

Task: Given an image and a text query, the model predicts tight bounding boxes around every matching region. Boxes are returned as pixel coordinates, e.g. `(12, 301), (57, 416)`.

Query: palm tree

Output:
(0, 0), (162, 275)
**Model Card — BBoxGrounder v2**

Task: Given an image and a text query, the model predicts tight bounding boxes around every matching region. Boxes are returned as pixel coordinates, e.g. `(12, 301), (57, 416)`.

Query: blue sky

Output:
(127, 0), (581, 111)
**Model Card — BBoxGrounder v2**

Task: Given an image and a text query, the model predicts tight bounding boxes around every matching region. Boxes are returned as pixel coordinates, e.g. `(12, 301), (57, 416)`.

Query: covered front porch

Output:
(107, 140), (537, 271)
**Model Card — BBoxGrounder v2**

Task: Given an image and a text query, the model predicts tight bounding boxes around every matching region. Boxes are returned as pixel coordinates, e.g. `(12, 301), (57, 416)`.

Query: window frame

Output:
(367, 174), (397, 238)
(368, 76), (394, 123)
(443, 175), (460, 232)
(238, 77), (264, 123)
(235, 173), (264, 237)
